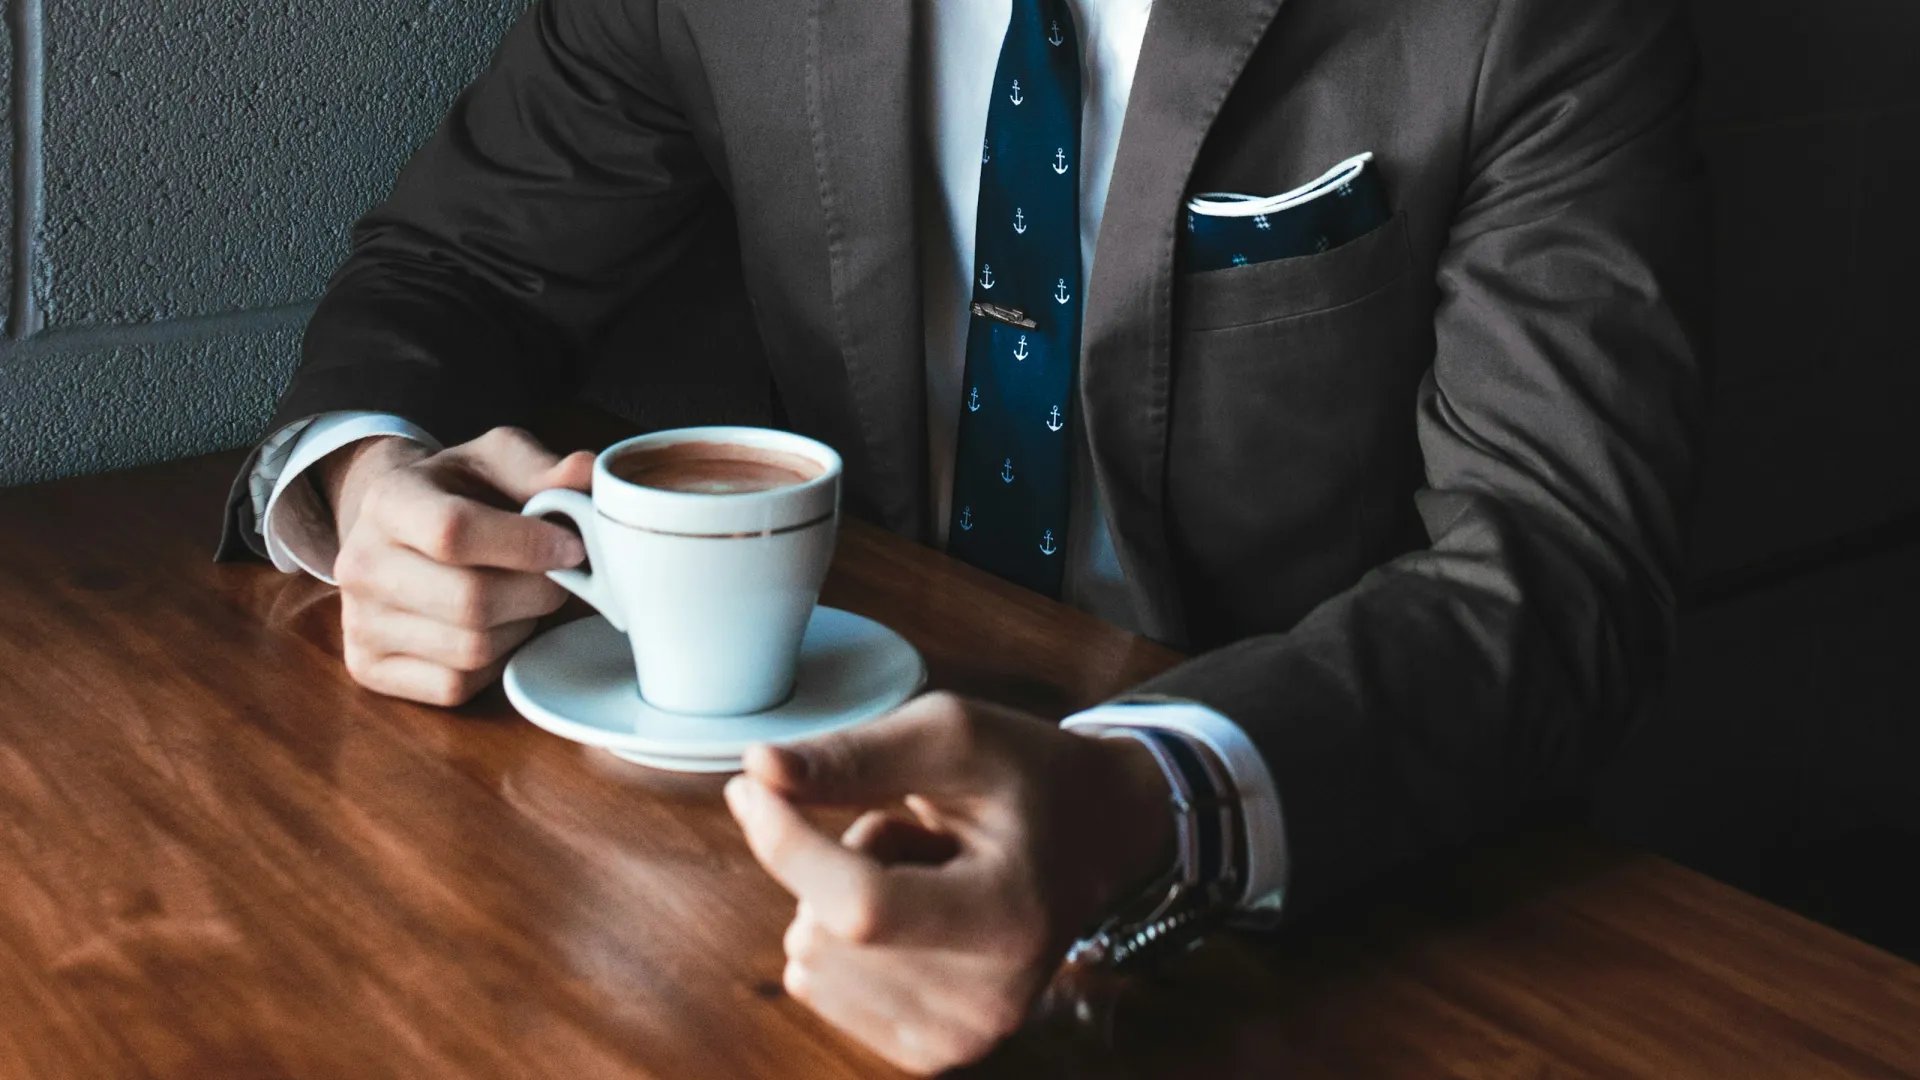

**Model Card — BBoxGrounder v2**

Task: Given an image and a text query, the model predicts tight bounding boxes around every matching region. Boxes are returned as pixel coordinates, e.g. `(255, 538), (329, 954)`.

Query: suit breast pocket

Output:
(1167, 211), (1432, 642)
(1177, 211), (1411, 330)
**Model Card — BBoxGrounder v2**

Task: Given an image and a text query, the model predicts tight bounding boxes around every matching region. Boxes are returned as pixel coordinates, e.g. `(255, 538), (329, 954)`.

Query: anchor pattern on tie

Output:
(948, 0), (1081, 597)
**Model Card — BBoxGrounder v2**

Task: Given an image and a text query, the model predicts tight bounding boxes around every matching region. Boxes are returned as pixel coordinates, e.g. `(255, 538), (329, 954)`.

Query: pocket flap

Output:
(1177, 211), (1411, 332)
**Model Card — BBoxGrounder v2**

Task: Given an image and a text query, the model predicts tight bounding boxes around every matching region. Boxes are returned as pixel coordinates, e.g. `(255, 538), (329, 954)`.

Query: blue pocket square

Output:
(1180, 153), (1391, 273)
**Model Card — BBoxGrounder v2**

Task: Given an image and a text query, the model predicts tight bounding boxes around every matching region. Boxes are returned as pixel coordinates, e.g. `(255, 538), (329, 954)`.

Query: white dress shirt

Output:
(249, 0), (1287, 915)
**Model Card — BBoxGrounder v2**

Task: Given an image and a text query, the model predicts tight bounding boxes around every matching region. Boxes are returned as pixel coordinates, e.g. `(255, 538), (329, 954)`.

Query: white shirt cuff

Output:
(1062, 702), (1289, 919)
(255, 412), (440, 584)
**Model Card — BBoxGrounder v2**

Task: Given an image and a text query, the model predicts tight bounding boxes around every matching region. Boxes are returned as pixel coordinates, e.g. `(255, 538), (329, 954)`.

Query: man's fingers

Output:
(729, 778), (983, 947)
(781, 950), (948, 1075)
(541, 449), (597, 494)
(339, 544), (569, 628)
(343, 600), (539, 673)
(353, 430), (589, 570)
(841, 811), (961, 867)
(380, 483), (586, 571)
(744, 692), (991, 806)
(451, 427), (593, 504)
(341, 650), (504, 708)
(781, 917), (1009, 1075)
(728, 776), (883, 925)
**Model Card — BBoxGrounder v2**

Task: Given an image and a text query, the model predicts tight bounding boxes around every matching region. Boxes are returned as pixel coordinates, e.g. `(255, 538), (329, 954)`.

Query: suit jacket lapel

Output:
(807, 0), (929, 538)
(1082, 0), (1291, 645)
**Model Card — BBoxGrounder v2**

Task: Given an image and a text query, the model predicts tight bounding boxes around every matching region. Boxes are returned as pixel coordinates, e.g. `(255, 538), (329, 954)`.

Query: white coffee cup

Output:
(522, 427), (843, 717)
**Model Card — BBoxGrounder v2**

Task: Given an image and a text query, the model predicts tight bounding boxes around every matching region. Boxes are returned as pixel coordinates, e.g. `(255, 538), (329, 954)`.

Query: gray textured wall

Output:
(0, 0), (529, 486)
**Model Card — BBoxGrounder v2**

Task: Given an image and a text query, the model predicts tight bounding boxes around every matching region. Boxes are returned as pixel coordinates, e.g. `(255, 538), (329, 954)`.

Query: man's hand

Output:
(724, 692), (1175, 1074)
(319, 426), (595, 706)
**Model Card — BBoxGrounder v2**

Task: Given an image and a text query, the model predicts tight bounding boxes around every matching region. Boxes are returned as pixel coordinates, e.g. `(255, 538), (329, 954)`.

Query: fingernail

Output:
(723, 775), (754, 813)
(553, 535), (587, 568)
(747, 743), (808, 785)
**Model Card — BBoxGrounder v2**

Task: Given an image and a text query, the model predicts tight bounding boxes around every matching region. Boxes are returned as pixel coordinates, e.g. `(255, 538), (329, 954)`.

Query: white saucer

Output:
(603, 747), (743, 773)
(503, 607), (926, 773)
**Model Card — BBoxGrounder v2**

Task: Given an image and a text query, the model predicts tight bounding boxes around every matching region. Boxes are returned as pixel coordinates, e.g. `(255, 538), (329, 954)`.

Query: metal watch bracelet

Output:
(1066, 729), (1243, 968)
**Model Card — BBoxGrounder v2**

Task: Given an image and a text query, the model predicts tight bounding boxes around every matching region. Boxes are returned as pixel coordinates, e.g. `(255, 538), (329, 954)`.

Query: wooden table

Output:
(3, 444), (1918, 1079)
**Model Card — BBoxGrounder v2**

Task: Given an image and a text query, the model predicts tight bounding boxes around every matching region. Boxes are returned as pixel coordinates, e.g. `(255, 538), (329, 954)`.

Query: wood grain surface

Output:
(0, 438), (1916, 1079)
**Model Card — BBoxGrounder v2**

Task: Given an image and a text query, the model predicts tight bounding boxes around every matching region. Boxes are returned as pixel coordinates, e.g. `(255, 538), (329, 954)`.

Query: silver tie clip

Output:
(970, 302), (1038, 329)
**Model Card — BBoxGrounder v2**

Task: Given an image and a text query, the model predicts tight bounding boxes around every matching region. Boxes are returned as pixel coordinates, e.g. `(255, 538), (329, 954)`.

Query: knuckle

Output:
(835, 880), (890, 945)
(424, 668), (472, 708)
(342, 644), (379, 687)
(445, 576), (491, 628)
(449, 629), (497, 672)
(921, 689), (965, 716)
(422, 504), (473, 563)
(926, 693), (980, 753)
(333, 540), (372, 590)
(781, 960), (813, 1003)
(782, 918), (818, 964)
(477, 425), (536, 456)
(341, 610), (379, 658)
(338, 596), (364, 637)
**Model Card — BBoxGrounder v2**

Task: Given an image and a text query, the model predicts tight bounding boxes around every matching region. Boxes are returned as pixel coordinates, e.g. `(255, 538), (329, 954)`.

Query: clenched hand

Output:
(319, 426), (595, 706)
(725, 693), (1175, 1074)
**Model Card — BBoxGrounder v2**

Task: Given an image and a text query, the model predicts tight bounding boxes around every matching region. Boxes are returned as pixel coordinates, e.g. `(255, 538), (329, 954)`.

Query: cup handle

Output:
(522, 489), (628, 632)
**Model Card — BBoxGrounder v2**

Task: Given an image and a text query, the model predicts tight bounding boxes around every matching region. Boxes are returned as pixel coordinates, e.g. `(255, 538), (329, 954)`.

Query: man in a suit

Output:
(221, 0), (1707, 1070)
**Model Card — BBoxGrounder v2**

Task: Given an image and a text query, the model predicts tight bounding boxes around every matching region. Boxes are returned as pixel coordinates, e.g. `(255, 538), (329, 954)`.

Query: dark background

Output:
(0, 2), (1912, 956)
(1593, 0), (1920, 963)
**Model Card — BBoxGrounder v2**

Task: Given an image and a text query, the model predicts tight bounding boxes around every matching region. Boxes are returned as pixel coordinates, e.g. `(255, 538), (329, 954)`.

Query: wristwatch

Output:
(1066, 728), (1244, 968)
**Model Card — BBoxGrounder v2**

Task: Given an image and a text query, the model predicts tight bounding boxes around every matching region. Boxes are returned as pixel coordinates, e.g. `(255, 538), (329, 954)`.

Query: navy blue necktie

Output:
(946, 0), (1082, 598)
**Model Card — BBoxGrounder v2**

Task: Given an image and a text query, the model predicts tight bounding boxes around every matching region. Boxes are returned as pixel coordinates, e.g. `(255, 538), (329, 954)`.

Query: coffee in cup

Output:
(521, 427), (842, 716)
(606, 440), (826, 495)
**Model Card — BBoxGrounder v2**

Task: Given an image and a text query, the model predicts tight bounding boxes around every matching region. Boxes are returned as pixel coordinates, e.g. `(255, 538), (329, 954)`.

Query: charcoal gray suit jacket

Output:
(222, 0), (1711, 913)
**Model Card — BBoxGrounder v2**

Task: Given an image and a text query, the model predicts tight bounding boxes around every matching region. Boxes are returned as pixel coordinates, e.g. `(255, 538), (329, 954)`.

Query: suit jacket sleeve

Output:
(220, 0), (713, 558)
(1134, 0), (1712, 913)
